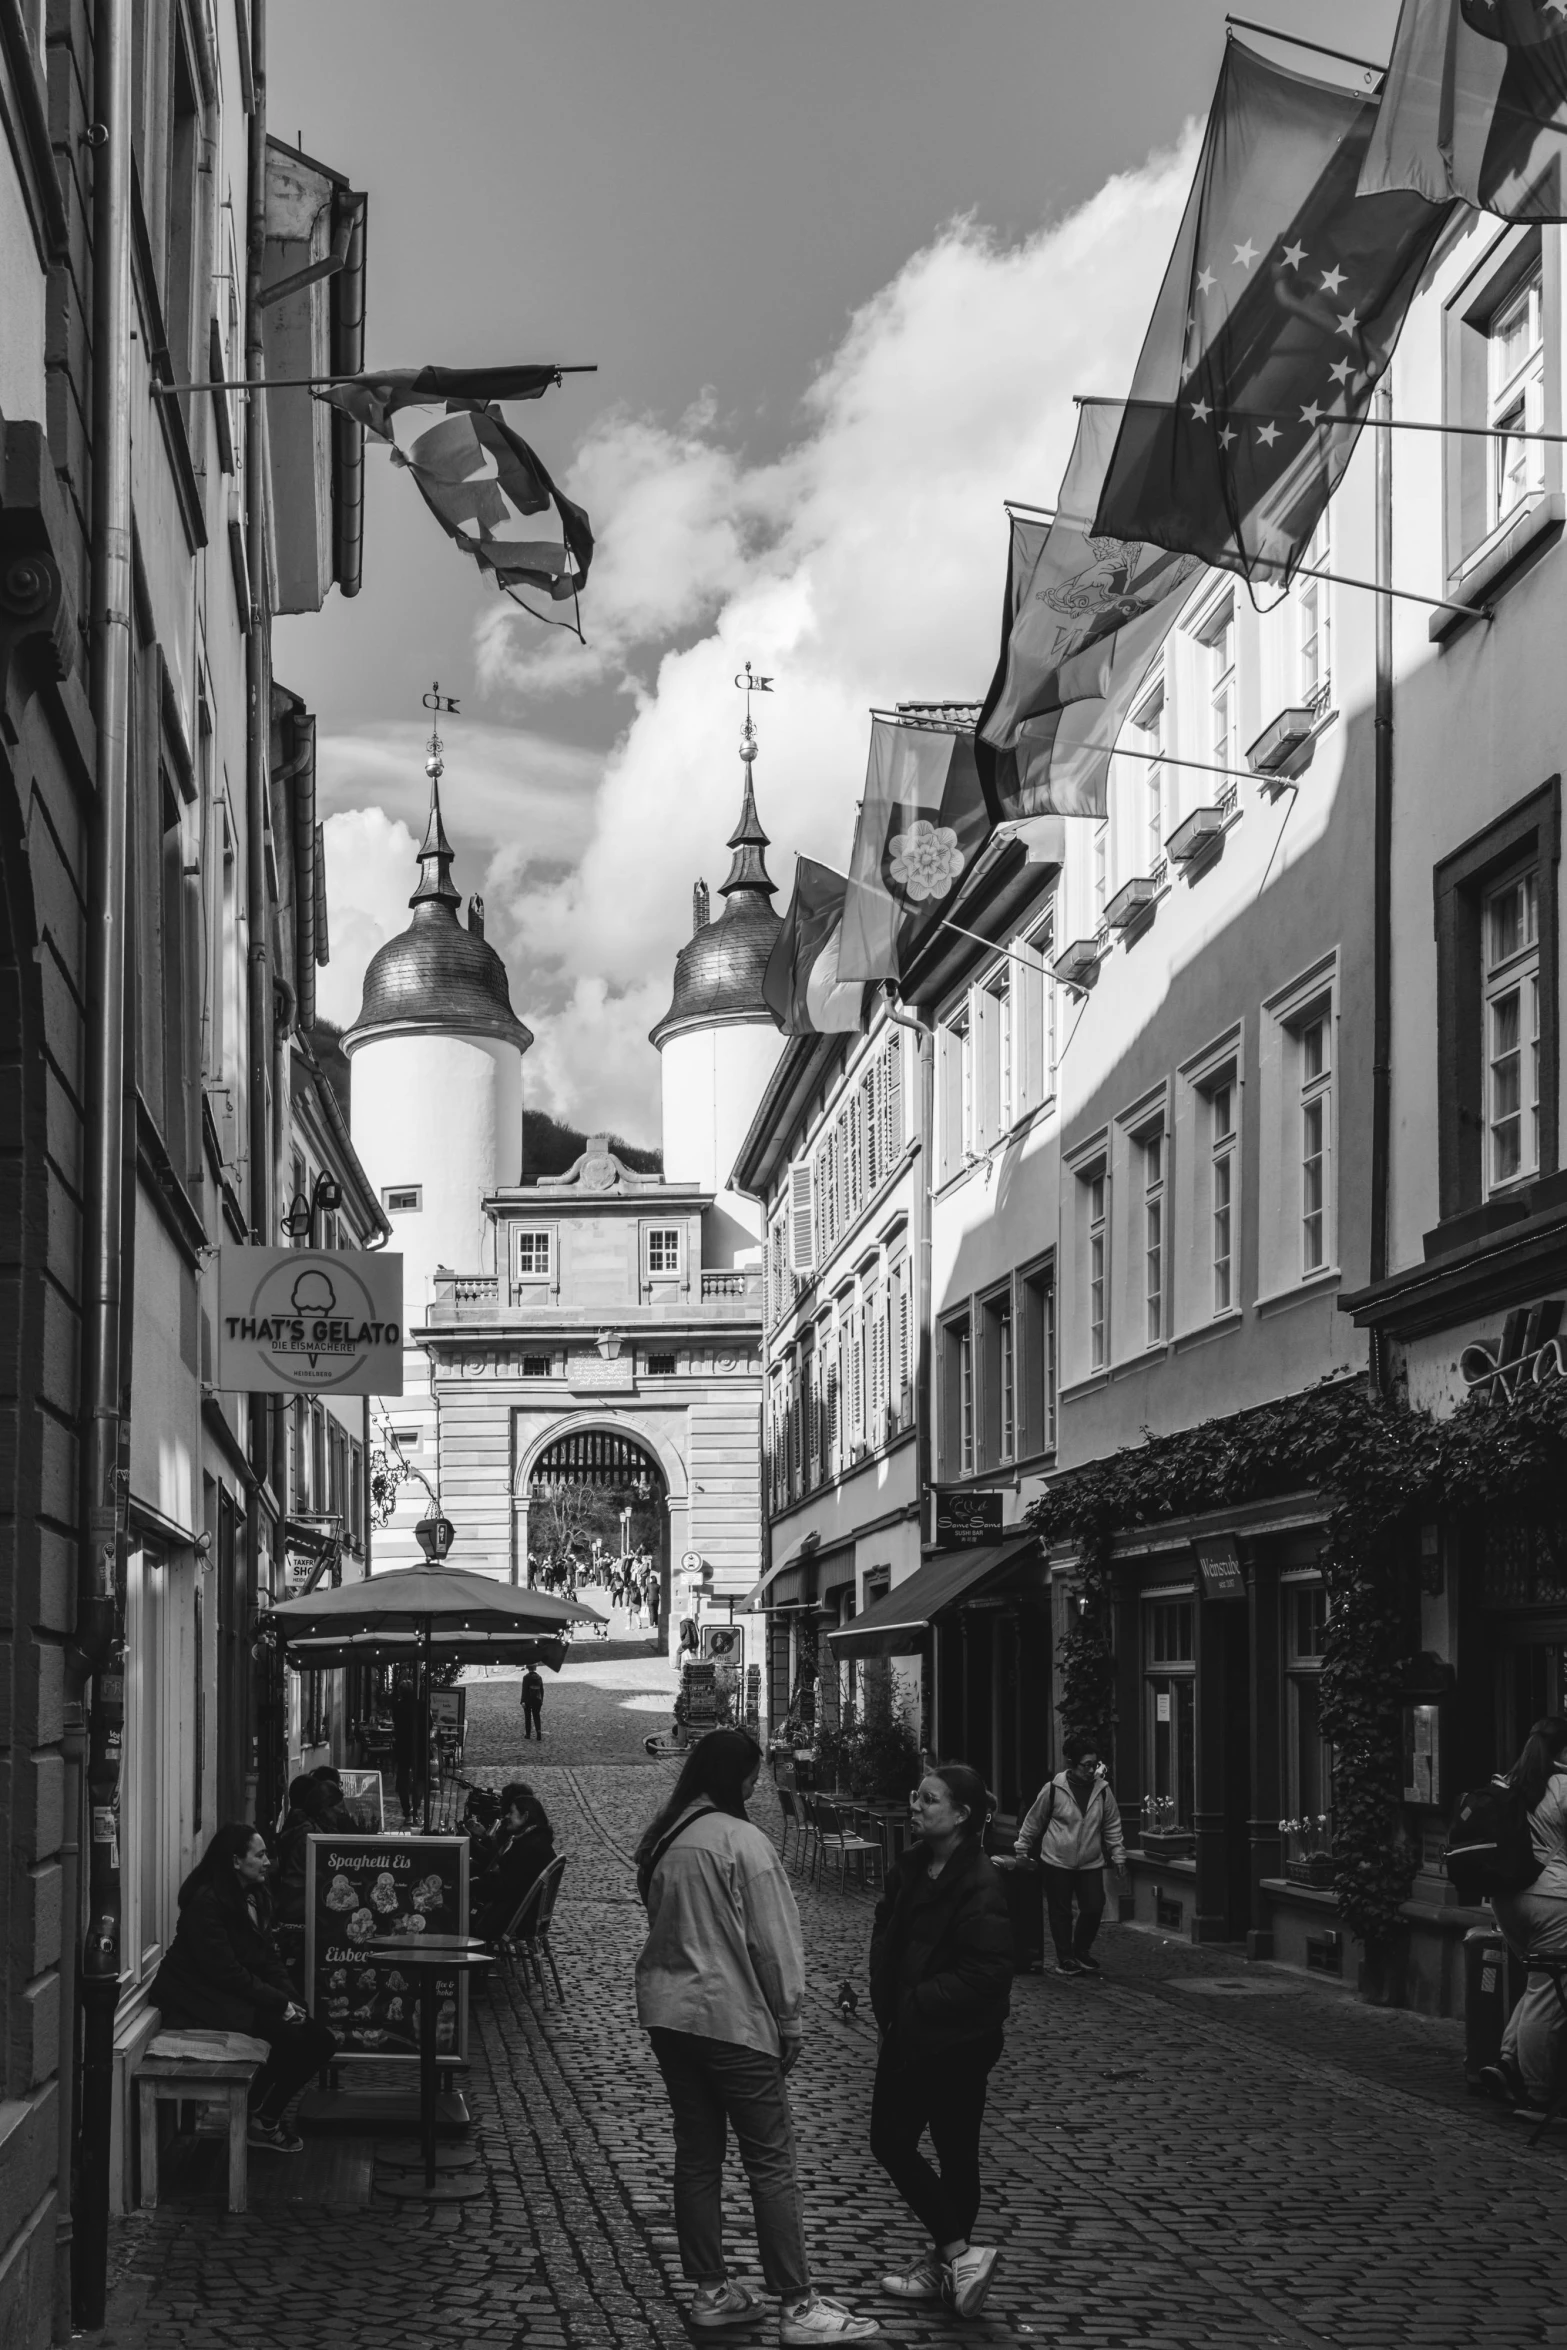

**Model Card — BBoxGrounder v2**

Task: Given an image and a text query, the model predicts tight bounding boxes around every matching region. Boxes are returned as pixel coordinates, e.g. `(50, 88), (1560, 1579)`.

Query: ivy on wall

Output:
(1027, 1370), (1567, 1945)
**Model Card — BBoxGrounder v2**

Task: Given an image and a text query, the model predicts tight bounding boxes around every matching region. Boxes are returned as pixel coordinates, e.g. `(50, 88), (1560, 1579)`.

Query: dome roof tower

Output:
(649, 726), (783, 1049)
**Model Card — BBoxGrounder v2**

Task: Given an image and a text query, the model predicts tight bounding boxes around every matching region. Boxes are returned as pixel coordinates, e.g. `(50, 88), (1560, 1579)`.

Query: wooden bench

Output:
(136, 2031), (268, 2214)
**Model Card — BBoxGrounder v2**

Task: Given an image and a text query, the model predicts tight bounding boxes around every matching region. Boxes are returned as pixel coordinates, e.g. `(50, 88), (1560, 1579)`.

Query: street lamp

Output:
(414, 1508), (455, 1563)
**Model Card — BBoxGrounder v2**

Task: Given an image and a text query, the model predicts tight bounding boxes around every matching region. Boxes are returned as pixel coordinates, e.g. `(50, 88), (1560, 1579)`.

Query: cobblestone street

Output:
(96, 1656), (1567, 2349)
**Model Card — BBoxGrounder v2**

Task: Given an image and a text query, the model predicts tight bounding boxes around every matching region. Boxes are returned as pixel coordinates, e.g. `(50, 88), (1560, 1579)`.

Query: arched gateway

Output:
(521, 1426), (672, 1627)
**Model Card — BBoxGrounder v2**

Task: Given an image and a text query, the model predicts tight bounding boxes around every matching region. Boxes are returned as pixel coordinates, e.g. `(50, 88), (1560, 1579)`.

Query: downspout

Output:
(72, 0), (133, 2325)
(246, 0), (273, 1824)
(1370, 381), (1394, 1398)
(291, 711), (317, 1030)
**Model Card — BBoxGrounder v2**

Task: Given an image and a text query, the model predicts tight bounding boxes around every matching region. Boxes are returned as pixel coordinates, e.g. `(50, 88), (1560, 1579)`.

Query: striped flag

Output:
(762, 860), (871, 1035)
(1360, 0), (1567, 219)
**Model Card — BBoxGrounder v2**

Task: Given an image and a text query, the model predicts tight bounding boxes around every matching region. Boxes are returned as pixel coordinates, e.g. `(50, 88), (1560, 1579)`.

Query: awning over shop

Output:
(745, 1537), (819, 1612)
(827, 1535), (1038, 1661)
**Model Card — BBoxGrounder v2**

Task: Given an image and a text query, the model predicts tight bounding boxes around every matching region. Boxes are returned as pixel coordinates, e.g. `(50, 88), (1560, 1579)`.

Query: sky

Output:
(270, 0), (1401, 1145)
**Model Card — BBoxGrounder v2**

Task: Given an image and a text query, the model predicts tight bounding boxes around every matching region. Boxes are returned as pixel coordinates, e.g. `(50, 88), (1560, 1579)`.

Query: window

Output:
(647, 1228), (680, 1275)
(1141, 1131), (1165, 1345)
(938, 1007), (974, 1182)
(980, 1286), (1015, 1466)
(1299, 512), (1331, 706)
(1210, 1079), (1236, 1313)
(164, 31), (201, 394)
(1020, 1260), (1056, 1458)
(942, 1313), (975, 1478)
(523, 1354), (553, 1378)
(1017, 907), (1058, 1116)
(959, 1320), (974, 1475)
(998, 1295), (1015, 1461)
(1298, 1008), (1331, 1274)
(1136, 686), (1165, 871)
(1483, 867), (1540, 1192)
(1285, 1581), (1333, 1830)
(1204, 598), (1236, 776)
(1489, 264), (1545, 532)
(1145, 1597), (1196, 1831)
(987, 972), (1014, 1136)
(957, 1007), (974, 1159)
(645, 1351), (676, 1378)
(516, 1229), (552, 1280)
(1087, 1168), (1108, 1369)
(384, 1186), (422, 1214)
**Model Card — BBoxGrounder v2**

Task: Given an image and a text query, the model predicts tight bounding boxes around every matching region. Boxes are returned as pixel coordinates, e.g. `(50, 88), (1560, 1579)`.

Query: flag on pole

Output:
(763, 859), (871, 1035)
(838, 720), (990, 986)
(977, 409), (1200, 824)
(1091, 39), (1449, 593)
(390, 405), (593, 626)
(1359, 0), (1567, 220)
(316, 364), (562, 443)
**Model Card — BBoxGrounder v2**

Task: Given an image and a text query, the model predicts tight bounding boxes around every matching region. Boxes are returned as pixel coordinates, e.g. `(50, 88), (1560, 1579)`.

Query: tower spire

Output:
(720, 662), (776, 905)
(410, 685), (461, 911)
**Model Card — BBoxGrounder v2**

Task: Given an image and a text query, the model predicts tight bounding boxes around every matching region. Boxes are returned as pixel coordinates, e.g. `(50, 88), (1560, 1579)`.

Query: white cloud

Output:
(317, 808), (421, 1029)
(470, 131), (1199, 1139)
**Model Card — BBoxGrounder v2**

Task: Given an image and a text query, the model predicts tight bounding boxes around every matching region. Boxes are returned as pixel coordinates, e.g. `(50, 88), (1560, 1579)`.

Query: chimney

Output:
(468, 893), (485, 939)
(692, 879), (710, 935)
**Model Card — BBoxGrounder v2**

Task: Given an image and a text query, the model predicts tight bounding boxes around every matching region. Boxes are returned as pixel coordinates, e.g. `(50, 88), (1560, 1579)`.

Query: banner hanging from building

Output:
(216, 1247), (404, 1395)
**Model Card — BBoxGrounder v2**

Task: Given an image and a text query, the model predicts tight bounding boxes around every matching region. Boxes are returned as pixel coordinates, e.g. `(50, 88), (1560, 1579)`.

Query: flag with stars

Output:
(1092, 39), (1451, 593)
(838, 720), (991, 986)
(977, 408), (1201, 825)
(1359, 0), (1567, 220)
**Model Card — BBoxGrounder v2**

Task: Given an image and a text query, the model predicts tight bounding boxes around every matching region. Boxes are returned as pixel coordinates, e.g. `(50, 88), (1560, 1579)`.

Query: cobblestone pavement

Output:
(96, 1693), (1567, 2350)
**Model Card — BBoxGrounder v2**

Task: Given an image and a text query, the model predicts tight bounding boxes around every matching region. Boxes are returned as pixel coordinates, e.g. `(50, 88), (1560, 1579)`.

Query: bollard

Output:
(1464, 1924), (1511, 2087)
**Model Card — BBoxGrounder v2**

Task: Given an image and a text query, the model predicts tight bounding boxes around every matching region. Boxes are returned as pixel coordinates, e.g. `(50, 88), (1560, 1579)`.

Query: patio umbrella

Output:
(261, 1566), (604, 1828)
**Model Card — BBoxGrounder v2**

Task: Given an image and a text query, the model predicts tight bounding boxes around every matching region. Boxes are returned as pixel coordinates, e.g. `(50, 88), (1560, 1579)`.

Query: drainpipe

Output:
(290, 711), (318, 1030)
(1370, 381), (1394, 1397)
(884, 991), (934, 1550)
(72, 0), (133, 2324)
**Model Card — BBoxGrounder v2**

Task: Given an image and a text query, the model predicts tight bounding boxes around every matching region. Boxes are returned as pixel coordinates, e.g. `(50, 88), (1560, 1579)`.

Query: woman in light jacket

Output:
(1014, 1737), (1127, 1976)
(1489, 1713), (1567, 2109)
(634, 1730), (877, 2344)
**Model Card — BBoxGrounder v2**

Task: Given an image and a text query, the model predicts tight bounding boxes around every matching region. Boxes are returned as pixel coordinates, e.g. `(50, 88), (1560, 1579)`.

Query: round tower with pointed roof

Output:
(650, 717), (785, 1261)
(344, 734), (531, 1314)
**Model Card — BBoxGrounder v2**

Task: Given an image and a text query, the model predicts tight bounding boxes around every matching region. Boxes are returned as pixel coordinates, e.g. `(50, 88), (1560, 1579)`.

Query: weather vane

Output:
(734, 660), (773, 765)
(422, 680), (458, 782)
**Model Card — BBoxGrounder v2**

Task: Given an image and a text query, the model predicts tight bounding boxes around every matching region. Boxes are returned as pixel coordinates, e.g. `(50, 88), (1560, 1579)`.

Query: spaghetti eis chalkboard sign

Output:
(304, 1835), (470, 2062)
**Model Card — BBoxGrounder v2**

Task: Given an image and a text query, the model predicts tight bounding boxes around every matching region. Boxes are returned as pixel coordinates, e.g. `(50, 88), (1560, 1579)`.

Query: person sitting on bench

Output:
(472, 1784), (555, 1943)
(150, 1823), (338, 2154)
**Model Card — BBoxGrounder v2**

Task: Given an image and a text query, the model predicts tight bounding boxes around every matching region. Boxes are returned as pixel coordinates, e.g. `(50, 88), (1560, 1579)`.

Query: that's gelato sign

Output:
(216, 1247), (404, 1395)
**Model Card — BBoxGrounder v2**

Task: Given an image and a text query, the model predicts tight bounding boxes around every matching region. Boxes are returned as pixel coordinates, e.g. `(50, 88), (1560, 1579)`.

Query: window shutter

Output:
(788, 1161), (815, 1276)
(846, 1097), (863, 1214)
(1020, 944), (1044, 1114)
(881, 1035), (902, 1164)
(862, 1069), (880, 1191)
(938, 1027), (962, 1182)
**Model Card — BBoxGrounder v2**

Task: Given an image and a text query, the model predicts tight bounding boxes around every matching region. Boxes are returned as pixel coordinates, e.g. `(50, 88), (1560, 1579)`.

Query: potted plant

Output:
(1139, 1795), (1195, 1858)
(1280, 1813), (1334, 1887)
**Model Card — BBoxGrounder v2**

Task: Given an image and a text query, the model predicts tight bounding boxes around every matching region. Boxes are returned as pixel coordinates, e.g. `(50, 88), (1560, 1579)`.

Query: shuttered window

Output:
(788, 1161), (815, 1276)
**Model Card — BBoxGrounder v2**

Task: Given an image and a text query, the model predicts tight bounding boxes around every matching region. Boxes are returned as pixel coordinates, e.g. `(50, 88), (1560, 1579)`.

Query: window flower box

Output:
(1140, 1826), (1196, 1859)
(1285, 1853), (1336, 1888)
(1166, 805), (1227, 870)
(1051, 936), (1103, 993)
(1104, 874), (1161, 934)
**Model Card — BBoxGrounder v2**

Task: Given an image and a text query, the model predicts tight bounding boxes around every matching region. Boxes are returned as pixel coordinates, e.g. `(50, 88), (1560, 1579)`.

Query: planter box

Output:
(1140, 1829), (1195, 1859)
(1285, 1853), (1335, 1888)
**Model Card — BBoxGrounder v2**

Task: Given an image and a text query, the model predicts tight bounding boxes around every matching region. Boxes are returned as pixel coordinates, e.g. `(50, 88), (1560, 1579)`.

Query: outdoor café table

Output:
(366, 1933), (492, 2188)
(864, 1804), (912, 1868)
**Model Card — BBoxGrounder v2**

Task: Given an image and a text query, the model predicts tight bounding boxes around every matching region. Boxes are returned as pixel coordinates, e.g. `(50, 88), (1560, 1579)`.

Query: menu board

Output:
(304, 1834), (469, 2064)
(336, 1769), (384, 1832)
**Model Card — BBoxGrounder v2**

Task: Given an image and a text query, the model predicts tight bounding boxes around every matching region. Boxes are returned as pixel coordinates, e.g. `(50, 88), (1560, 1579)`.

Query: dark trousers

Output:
(869, 2030), (1003, 2251)
(648, 2028), (811, 2295)
(523, 1698), (543, 1739)
(1040, 1862), (1106, 1963)
(251, 2013), (338, 2119)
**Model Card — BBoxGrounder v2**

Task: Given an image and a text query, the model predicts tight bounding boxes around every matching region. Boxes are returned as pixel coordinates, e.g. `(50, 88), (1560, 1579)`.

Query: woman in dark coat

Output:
(151, 1823), (337, 2153)
(472, 1784), (556, 1942)
(868, 1761), (1012, 2318)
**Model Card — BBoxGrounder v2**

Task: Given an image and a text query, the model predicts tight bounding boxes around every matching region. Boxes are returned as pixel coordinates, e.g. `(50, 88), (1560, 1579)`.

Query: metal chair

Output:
(496, 1855), (567, 2003)
(812, 1799), (882, 1894)
(776, 1785), (806, 1873)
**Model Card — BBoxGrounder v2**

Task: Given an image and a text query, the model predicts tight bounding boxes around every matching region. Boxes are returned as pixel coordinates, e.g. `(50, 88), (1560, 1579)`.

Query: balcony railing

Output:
(702, 1267), (764, 1300)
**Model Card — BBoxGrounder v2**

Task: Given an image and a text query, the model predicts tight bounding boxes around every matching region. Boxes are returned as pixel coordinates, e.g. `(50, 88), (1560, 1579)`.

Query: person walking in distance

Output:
(1014, 1738), (1127, 1976)
(1487, 1714), (1567, 2109)
(635, 1729), (878, 2342)
(869, 1763), (1013, 2319)
(520, 1661), (545, 1742)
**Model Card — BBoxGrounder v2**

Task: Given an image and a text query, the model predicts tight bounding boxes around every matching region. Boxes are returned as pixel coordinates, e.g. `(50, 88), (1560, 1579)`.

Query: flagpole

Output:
(1105, 743), (1279, 789)
(1294, 563), (1485, 621)
(1075, 390), (1567, 449)
(1224, 16), (1384, 79)
(148, 365), (599, 397)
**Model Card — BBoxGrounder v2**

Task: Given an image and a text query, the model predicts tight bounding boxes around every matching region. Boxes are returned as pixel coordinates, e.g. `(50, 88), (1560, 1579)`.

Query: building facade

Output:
(0, 5), (367, 2334)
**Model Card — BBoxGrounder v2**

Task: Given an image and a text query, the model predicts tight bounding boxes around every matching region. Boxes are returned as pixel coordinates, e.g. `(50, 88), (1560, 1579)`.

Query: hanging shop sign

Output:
(216, 1247), (404, 1395)
(1195, 1535), (1246, 1601)
(935, 1488), (1004, 1547)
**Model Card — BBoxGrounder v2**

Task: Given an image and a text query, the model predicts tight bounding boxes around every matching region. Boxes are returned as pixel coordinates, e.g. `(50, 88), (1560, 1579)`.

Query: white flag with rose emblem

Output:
(838, 718), (991, 986)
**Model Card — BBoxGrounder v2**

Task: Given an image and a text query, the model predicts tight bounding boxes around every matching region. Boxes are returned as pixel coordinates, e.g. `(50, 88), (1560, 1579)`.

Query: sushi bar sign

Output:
(216, 1246), (404, 1396)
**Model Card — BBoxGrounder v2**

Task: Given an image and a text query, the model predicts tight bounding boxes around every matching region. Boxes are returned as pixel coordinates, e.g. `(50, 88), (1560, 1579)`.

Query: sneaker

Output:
(879, 2252), (943, 2299)
(1054, 1959), (1084, 1977)
(943, 2245), (998, 2318)
(779, 2291), (881, 2342)
(1074, 1952), (1102, 1974)
(691, 2281), (758, 2329)
(247, 2116), (304, 2154)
